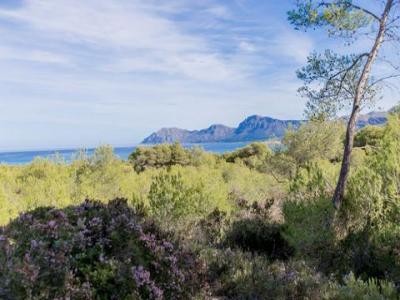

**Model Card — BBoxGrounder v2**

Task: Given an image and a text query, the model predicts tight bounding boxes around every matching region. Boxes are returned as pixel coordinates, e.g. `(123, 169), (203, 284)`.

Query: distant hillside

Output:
(142, 115), (302, 144)
(142, 125), (235, 144)
(355, 111), (388, 128)
(142, 111), (389, 144)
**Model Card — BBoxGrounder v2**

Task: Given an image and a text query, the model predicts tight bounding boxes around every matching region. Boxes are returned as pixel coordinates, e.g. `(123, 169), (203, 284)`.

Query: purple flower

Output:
(132, 266), (151, 287)
(48, 220), (57, 228)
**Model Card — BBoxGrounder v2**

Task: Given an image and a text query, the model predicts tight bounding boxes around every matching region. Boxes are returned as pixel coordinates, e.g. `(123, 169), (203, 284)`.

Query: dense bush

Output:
(72, 146), (137, 203)
(0, 199), (201, 300)
(204, 249), (330, 300)
(338, 114), (400, 285)
(283, 195), (336, 262)
(353, 125), (385, 148)
(345, 114), (400, 235)
(129, 142), (212, 172)
(330, 273), (398, 300)
(223, 142), (272, 170)
(225, 217), (293, 259)
(148, 170), (220, 221)
(283, 120), (345, 165)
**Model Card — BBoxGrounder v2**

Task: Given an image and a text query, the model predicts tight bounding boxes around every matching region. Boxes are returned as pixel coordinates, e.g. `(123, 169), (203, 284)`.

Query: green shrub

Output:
(0, 185), (18, 226)
(345, 115), (400, 235)
(327, 114), (400, 285)
(223, 142), (272, 170)
(225, 217), (293, 260)
(283, 195), (336, 264)
(336, 231), (389, 280)
(329, 273), (398, 300)
(15, 158), (73, 210)
(129, 142), (211, 172)
(148, 168), (229, 224)
(72, 145), (137, 202)
(197, 208), (229, 246)
(283, 120), (345, 165)
(203, 249), (330, 300)
(354, 125), (385, 148)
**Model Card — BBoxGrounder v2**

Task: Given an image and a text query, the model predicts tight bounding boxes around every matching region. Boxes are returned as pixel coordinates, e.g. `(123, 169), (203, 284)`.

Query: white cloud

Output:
(0, 46), (69, 64)
(204, 5), (232, 19)
(0, 0), (242, 81)
(238, 41), (256, 52)
(272, 30), (314, 64)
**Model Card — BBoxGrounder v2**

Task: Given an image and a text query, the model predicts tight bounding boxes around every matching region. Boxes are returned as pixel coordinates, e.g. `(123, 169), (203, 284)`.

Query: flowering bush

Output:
(0, 198), (201, 299)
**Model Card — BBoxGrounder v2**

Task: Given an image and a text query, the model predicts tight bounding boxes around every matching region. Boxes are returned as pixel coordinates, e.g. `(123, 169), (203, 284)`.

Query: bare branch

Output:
(369, 73), (400, 87)
(346, 3), (382, 22)
(327, 53), (369, 82)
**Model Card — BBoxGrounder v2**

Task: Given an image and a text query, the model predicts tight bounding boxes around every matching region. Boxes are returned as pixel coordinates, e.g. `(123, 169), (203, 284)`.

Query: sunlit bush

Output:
(329, 273), (398, 300)
(283, 120), (345, 165)
(354, 125), (384, 148)
(129, 142), (214, 172)
(148, 166), (230, 223)
(223, 142), (272, 170)
(15, 158), (73, 210)
(72, 145), (137, 202)
(345, 114), (400, 237)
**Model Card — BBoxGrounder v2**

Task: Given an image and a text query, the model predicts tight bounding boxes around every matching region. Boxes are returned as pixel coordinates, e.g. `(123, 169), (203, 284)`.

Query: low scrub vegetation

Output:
(1, 114), (400, 299)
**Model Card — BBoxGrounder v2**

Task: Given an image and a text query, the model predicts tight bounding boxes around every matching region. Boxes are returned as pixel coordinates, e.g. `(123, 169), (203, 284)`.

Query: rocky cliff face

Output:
(142, 116), (301, 144)
(142, 125), (235, 144)
(229, 115), (302, 141)
(355, 111), (388, 128)
(142, 111), (388, 144)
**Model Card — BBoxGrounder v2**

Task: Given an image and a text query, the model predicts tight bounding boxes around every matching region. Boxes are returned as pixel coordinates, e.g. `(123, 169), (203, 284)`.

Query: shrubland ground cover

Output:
(1, 115), (400, 299)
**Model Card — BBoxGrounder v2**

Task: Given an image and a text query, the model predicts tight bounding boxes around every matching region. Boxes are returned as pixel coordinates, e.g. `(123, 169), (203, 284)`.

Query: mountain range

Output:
(142, 111), (388, 144)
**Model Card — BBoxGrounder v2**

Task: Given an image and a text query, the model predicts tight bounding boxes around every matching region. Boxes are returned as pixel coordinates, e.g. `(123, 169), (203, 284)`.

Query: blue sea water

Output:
(0, 142), (253, 165)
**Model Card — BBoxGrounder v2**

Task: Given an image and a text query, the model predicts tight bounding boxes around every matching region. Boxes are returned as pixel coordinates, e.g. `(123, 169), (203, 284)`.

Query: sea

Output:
(0, 142), (253, 165)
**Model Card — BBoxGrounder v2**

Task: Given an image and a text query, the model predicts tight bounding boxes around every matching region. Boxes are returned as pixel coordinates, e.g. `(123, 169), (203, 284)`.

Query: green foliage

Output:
(72, 145), (138, 202)
(330, 273), (398, 300)
(345, 114), (400, 235)
(129, 142), (212, 172)
(223, 142), (272, 170)
(0, 185), (18, 225)
(15, 158), (74, 210)
(336, 115), (400, 284)
(296, 50), (377, 119)
(204, 249), (331, 300)
(283, 195), (336, 261)
(225, 218), (293, 259)
(283, 120), (345, 164)
(289, 161), (337, 199)
(288, 1), (374, 38)
(354, 125), (385, 148)
(148, 171), (209, 221)
(221, 161), (285, 206)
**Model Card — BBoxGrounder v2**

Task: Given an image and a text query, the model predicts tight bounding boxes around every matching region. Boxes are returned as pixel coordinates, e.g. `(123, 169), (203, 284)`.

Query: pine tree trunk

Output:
(332, 0), (394, 209)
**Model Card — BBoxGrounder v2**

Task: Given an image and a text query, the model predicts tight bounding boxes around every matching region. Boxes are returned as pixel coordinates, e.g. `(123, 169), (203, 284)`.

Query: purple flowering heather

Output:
(0, 198), (202, 299)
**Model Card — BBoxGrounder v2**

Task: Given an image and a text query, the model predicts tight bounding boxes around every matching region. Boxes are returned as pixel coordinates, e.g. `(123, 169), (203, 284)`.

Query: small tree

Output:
(289, 0), (400, 208)
(283, 120), (345, 165)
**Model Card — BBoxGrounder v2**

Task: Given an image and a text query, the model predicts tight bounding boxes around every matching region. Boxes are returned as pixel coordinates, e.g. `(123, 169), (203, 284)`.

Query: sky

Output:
(0, 0), (399, 151)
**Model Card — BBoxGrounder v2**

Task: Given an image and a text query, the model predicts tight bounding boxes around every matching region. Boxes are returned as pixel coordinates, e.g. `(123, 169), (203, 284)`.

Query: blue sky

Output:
(0, 0), (398, 151)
